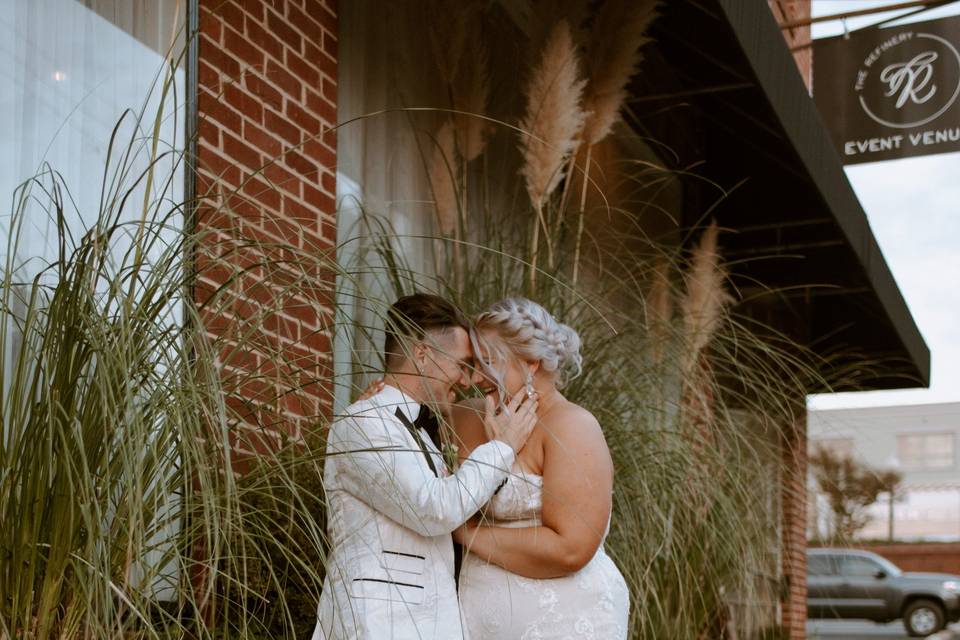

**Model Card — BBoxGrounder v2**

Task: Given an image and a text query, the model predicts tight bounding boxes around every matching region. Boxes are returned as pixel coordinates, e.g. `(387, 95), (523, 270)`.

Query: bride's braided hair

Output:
(475, 297), (582, 387)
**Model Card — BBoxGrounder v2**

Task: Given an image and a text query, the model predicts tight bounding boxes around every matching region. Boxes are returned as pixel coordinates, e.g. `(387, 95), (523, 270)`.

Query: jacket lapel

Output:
(394, 408), (439, 477)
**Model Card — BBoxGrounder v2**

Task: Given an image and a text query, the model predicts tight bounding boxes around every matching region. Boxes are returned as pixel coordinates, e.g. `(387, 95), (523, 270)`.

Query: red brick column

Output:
(768, 0), (812, 92)
(193, 0), (338, 450)
(857, 543), (960, 575)
(781, 404), (808, 639)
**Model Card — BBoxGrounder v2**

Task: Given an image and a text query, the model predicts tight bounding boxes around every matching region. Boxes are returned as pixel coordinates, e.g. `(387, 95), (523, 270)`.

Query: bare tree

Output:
(809, 447), (902, 543)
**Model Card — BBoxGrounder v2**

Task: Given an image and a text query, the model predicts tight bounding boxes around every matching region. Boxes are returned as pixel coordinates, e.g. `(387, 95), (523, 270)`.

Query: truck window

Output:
(808, 554), (839, 576)
(841, 555), (882, 577)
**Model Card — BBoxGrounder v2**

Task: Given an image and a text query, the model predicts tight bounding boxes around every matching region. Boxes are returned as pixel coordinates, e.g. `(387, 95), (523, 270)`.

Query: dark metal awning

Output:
(626, 0), (930, 392)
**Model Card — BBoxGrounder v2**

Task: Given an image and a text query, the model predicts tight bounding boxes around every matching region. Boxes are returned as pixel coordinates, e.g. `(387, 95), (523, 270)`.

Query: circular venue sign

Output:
(855, 30), (960, 129)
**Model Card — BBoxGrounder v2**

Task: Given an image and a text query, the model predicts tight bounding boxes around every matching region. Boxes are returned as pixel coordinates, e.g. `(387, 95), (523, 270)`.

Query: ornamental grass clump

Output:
(0, 55), (345, 638)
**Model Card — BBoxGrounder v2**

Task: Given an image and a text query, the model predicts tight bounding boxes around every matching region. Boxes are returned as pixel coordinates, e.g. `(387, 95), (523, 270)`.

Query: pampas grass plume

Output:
(681, 220), (734, 369)
(428, 121), (458, 235)
(582, 0), (659, 145)
(649, 258), (672, 322)
(519, 20), (587, 208)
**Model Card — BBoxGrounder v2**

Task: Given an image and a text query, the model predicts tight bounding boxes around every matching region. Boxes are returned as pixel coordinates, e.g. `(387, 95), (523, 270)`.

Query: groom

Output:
(313, 293), (537, 640)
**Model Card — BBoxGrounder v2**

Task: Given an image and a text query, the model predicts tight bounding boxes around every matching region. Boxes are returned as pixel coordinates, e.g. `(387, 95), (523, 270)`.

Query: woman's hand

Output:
(354, 378), (385, 402)
(483, 391), (538, 454)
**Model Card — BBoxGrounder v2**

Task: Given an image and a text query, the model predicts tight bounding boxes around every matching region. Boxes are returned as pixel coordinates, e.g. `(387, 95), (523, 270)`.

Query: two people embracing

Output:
(313, 294), (629, 639)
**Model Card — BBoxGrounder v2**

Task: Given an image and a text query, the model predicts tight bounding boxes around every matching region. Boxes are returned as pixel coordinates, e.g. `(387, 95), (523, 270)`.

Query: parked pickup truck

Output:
(808, 548), (960, 637)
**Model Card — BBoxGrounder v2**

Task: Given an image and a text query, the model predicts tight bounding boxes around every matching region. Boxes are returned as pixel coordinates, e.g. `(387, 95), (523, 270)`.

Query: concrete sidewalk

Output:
(931, 623), (960, 640)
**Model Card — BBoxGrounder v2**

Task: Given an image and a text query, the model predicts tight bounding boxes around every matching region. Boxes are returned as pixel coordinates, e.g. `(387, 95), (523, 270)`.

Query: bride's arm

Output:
(455, 406), (613, 579)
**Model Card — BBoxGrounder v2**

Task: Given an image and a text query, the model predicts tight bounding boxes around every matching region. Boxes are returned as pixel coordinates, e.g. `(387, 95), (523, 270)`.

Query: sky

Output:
(806, 0), (960, 411)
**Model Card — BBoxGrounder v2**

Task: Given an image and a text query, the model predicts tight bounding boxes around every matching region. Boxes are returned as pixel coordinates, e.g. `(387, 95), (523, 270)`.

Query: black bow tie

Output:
(393, 406), (442, 478)
(414, 405), (442, 449)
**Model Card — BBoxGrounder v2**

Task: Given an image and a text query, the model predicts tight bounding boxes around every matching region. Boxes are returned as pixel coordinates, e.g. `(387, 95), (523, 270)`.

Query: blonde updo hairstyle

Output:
(473, 297), (583, 388)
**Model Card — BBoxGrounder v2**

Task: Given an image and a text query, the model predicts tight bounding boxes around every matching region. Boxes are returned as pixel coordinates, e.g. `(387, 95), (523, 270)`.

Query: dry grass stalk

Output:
(649, 258), (672, 323)
(423, 1), (490, 242)
(680, 220), (734, 373)
(569, 1), (657, 290)
(453, 26), (492, 164)
(427, 0), (475, 88)
(646, 256), (673, 364)
(519, 19), (587, 208)
(581, 0), (659, 145)
(569, 142), (593, 290)
(428, 121), (458, 236)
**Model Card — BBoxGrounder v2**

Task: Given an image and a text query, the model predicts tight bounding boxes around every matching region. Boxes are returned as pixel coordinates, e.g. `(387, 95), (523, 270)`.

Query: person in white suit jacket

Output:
(313, 294), (538, 640)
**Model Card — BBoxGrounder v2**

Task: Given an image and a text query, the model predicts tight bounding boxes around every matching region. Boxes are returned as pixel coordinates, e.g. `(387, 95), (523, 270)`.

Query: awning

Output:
(627, 0), (931, 392)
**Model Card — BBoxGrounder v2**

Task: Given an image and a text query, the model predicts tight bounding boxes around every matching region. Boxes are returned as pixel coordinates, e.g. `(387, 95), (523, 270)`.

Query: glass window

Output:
(841, 555), (883, 578)
(0, 0), (186, 601)
(807, 554), (838, 576)
(333, 0), (537, 405)
(1, 0), (186, 395)
(332, 0), (685, 409)
(897, 432), (955, 469)
(333, 0), (448, 409)
(1, 0), (186, 268)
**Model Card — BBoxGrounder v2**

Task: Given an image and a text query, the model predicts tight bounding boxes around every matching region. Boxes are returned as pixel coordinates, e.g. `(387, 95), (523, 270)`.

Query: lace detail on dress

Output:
(484, 470), (543, 523)
(503, 557), (627, 640)
(459, 467), (629, 639)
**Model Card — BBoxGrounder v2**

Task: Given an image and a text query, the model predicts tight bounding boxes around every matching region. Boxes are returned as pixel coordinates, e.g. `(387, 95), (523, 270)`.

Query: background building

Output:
(810, 402), (960, 542)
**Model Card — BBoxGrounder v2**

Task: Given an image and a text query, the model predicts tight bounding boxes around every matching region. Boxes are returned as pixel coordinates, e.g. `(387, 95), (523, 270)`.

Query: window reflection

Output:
(0, 0), (185, 271)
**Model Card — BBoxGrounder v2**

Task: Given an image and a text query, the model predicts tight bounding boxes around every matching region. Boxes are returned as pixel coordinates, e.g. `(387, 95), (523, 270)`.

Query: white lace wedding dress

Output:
(458, 467), (630, 639)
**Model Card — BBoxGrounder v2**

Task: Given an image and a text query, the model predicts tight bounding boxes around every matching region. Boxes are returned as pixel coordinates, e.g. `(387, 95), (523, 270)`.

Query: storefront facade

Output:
(3, 1), (930, 638)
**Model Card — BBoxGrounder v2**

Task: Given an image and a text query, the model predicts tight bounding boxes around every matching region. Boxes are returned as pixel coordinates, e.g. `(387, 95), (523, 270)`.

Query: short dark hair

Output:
(384, 293), (470, 370)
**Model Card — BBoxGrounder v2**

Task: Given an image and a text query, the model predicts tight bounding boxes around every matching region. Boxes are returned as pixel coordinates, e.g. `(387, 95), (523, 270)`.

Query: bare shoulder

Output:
(544, 401), (604, 443)
(540, 401), (611, 467)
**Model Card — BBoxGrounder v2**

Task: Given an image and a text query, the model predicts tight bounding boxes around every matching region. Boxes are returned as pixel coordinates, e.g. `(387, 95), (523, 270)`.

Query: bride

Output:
(452, 297), (629, 639)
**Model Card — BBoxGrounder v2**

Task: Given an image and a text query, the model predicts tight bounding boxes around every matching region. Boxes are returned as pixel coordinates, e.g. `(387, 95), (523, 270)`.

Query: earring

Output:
(524, 371), (536, 399)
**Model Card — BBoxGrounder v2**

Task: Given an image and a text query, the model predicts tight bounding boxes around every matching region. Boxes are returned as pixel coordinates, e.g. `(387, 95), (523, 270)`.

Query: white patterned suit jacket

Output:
(312, 385), (515, 640)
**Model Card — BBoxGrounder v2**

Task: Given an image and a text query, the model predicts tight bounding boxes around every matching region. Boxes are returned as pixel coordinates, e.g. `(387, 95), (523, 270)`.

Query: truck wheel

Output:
(903, 599), (946, 637)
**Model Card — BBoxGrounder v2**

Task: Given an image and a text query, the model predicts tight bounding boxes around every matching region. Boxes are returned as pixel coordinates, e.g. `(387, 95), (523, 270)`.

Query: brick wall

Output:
(856, 543), (960, 576)
(781, 405), (808, 640)
(769, 0), (812, 93)
(194, 0), (338, 453)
